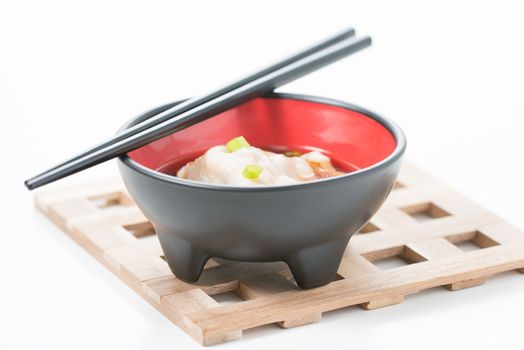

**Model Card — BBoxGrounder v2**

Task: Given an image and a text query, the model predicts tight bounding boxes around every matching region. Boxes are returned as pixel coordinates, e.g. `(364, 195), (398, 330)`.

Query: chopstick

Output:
(28, 28), (356, 181)
(25, 33), (371, 190)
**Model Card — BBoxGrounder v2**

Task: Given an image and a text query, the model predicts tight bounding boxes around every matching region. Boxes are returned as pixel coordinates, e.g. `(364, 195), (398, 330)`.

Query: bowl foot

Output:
(156, 229), (209, 282)
(285, 236), (350, 289)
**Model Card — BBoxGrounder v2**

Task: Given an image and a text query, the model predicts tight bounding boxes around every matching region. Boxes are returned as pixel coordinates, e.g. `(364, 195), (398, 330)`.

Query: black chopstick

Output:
(29, 28), (356, 179)
(25, 34), (371, 190)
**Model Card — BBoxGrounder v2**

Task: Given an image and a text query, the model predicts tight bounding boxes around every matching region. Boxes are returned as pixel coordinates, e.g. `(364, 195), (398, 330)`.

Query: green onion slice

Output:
(242, 164), (263, 179)
(226, 136), (250, 152)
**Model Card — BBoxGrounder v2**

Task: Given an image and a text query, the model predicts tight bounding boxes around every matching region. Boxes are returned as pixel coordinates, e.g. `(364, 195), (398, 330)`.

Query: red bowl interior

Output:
(128, 97), (396, 173)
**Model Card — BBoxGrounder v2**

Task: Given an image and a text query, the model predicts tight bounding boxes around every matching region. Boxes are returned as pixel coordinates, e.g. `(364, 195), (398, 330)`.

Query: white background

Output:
(1, 1), (523, 349)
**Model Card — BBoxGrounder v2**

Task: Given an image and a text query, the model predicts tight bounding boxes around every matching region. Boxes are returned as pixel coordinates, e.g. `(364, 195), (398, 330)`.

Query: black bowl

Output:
(117, 93), (406, 288)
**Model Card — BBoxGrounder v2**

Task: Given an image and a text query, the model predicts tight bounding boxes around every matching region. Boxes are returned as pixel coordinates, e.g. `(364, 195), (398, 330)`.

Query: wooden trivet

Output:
(35, 163), (524, 345)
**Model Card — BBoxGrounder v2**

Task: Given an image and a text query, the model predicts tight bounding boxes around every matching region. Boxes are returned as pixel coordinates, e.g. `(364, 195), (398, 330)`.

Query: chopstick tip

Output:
(24, 179), (35, 191)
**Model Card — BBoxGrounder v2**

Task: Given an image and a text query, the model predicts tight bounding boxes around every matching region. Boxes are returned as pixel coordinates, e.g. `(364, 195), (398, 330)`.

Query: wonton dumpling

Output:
(177, 143), (341, 186)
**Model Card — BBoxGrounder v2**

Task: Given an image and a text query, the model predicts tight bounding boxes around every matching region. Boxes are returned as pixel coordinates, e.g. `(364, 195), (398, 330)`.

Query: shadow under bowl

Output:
(117, 93), (406, 289)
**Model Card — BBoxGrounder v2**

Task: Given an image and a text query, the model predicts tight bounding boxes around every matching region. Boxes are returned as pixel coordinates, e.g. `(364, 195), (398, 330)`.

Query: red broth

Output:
(156, 146), (358, 177)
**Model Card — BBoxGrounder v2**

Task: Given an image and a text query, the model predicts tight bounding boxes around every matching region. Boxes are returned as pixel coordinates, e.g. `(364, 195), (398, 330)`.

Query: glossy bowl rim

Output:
(118, 93), (407, 192)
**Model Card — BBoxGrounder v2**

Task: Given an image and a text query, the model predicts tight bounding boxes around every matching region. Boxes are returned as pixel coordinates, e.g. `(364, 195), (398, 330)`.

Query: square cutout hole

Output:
(89, 192), (132, 209)
(210, 290), (244, 305)
(203, 259), (220, 269)
(363, 246), (427, 270)
(392, 181), (405, 190)
(445, 231), (499, 252)
(401, 202), (450, 222)
(359, 222), (381, 234)
(333, 273), (345, 281)
(123, 222), (156, 239)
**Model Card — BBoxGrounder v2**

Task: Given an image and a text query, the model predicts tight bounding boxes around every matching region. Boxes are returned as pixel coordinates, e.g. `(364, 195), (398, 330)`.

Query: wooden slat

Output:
(407, 238), (463, 260)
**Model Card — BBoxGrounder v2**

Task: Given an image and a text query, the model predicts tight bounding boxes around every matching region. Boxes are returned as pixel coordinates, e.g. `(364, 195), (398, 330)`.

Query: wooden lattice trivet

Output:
(35, 163), (524, 346)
